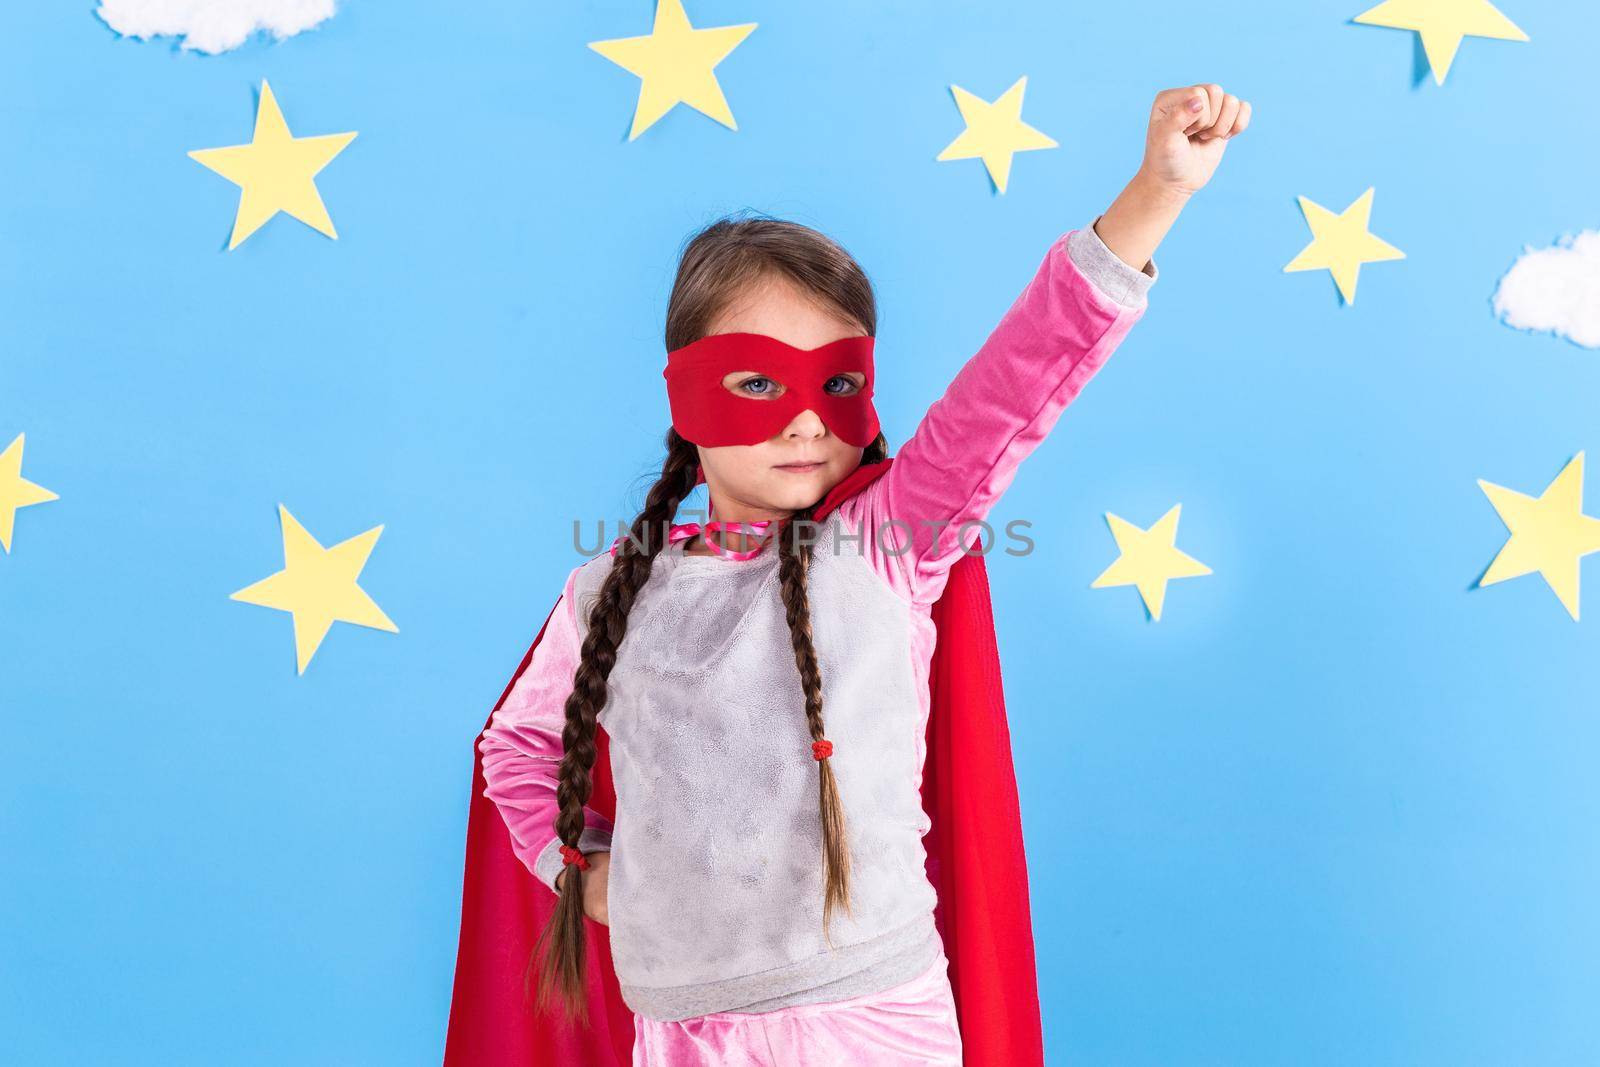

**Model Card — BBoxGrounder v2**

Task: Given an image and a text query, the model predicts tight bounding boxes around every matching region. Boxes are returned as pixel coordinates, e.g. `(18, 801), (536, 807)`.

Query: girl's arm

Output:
(478, 566), (614, 894)
(839, 83), (1248, 605)
(840, 222), (1150, 604)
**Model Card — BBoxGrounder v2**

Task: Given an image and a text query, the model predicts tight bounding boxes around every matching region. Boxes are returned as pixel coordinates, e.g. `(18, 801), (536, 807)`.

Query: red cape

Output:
(444, 458), (1044, 1065)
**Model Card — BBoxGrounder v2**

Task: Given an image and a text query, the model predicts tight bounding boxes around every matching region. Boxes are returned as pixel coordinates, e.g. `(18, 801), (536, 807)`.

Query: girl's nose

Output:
(782, 409), (828, 438)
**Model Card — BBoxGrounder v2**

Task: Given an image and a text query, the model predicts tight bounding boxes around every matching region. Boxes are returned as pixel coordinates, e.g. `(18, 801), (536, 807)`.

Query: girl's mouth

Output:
(775, 462), (823, 473)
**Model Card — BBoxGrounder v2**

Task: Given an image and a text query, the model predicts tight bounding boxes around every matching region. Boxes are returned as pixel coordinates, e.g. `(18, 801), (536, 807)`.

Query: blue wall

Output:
(3, 2), (1596, 1063)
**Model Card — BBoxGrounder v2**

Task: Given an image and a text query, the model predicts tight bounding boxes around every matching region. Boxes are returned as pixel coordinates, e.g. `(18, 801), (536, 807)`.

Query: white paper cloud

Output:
(1492, 230), (1600, 350)
(97, 0), (337, 55)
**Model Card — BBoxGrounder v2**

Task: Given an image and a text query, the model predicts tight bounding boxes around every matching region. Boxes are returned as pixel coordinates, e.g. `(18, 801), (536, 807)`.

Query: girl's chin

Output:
(758, 475), (833, 508)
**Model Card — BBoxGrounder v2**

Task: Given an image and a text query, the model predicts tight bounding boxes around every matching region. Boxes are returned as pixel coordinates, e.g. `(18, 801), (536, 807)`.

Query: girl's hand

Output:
(1092, 83), (1252, 272)
(555, 850), (610, 926)
(1141, 83), (1251, 197)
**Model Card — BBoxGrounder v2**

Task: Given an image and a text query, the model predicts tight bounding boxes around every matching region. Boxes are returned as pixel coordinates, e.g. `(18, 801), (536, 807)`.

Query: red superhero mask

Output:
(662, 332), (880, 449)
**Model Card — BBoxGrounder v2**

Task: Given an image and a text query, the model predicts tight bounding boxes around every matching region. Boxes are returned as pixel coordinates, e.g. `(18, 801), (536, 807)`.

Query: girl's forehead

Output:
(708, 276), (865, 350)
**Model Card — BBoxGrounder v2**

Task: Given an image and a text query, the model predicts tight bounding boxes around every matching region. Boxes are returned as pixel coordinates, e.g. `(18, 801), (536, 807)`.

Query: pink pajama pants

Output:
(631, 952), (963, 1067)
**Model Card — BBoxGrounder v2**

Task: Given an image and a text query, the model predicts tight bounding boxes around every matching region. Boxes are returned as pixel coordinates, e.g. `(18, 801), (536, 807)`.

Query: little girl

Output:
(458, 83), (1249, 1066)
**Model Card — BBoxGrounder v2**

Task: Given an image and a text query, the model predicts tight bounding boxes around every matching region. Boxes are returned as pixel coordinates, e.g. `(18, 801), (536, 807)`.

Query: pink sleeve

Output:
(477, 565), (614, 894)
(839, 222), (1154, 604)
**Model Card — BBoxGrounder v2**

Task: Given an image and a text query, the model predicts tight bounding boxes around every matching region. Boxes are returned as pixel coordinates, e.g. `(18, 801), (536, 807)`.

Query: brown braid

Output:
(526, 429), (699, 1027)
(776, 435), (889, 950)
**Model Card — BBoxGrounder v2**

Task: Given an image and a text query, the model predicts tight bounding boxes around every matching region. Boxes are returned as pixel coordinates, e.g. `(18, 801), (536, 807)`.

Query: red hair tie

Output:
(559, 845), (591, 871)
(811, 738), (834, 761)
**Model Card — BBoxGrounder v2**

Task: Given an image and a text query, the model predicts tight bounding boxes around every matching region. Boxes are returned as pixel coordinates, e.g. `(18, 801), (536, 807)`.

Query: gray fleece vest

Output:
(569, 510), (944, 1021)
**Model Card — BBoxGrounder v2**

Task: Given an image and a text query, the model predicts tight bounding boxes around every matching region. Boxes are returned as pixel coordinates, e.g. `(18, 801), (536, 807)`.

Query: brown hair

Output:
(527, 213), (890, 1026)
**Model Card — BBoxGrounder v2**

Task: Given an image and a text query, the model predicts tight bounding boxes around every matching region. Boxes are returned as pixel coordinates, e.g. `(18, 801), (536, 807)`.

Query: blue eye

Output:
(736, 374), (860, 397)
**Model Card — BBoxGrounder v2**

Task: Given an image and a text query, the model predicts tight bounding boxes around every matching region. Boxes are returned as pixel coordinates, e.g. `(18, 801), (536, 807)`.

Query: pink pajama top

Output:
(479, 221), (1155, 1022)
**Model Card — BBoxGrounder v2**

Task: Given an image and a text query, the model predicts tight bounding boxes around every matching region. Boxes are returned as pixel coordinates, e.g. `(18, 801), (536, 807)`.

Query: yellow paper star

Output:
(1091, 505), (1212, 621)
(936, 76), (1058, 194)
(0, 433), (59, 553)
(588, 0), (757, 140)
(231, 505), (397, 673)
(1354, 0), (1528, 85)
(189, 80), (358, 250)
(1283, 188), (1405, 304)
(1476, 452), (1600, 621)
